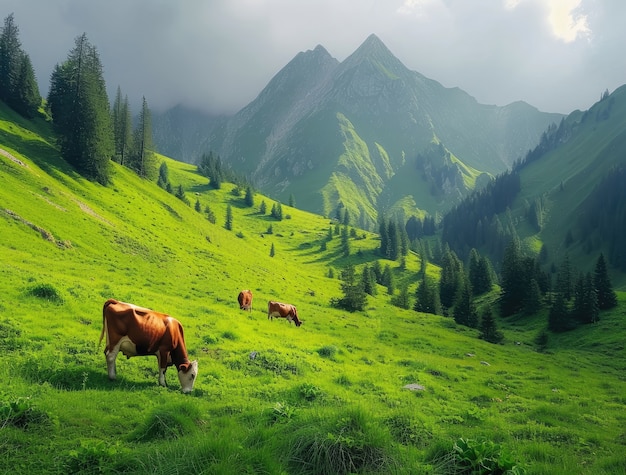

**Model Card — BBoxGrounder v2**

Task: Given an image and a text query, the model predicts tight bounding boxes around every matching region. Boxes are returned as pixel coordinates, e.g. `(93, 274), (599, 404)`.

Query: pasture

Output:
(1, 106), (625, 474)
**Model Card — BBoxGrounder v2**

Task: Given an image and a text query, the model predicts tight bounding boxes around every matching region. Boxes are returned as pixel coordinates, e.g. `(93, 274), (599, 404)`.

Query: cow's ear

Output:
(178, 362), (190, 373)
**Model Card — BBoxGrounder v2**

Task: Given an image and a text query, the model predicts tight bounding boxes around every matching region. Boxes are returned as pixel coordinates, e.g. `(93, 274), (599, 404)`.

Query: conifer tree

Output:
(0, 13), (20, 103)
(548, 292), (571, 332)
(270, 243), (275, 257)
(594, 253), (617, 310)
(205, 205), (216, 224)
(289, 193), (296, 208)
(332, 264), (366, 312)
(392, 284), (411, 310)
(453, 275), (478, 328)
(244, 186), (254, 207)
(111, 86), (132, 165)
(47, 33), (113, 184)
(259, 200), (267, 215)
(362, 265), (377, 296)
(439, 248), (463, 310)
(0, 13), (39, 116)
(414, 274), (441, 315)
(382, 264), (395, 295)
(129, 96), (156, 179)
(499, 239), (524, 316)
(341, 225), (350, 257)
(225, 204), (233, 231)
(13, 51), (40, 117)
(157, 162), (170, 189)
(479, 307), (504, 343)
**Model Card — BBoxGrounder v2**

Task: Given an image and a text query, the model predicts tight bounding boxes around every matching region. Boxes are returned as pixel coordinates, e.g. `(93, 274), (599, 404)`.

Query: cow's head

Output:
(177, 360), (199, 394)
(292, 307), (302, 327)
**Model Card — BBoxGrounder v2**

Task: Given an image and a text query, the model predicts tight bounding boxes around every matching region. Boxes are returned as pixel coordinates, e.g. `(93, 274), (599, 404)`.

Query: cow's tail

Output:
(99, 299), (116, 350)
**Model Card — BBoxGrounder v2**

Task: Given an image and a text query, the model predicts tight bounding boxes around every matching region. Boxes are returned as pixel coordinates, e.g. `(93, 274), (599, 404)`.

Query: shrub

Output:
(129, 403), (203, 442)
(28, 283), (64, 303)
(286, 408), (396, 475)
(61, 440), (131, 474)
(384, 414), (433, 448)
(316, 345), (338, 360)
(299, 383), (323, 402)
(430, 437), (526, 474)
(0, 396), (51, 429)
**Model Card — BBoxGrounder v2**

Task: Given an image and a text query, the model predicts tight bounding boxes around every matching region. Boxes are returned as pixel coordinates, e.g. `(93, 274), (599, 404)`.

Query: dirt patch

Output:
(0, 148), (27, 167)
(3, 209), (71, 248)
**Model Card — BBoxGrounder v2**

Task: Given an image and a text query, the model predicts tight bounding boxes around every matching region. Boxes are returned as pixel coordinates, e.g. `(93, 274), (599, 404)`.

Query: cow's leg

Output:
(157, 351), (168, 387)
(105, 346), (119, 380)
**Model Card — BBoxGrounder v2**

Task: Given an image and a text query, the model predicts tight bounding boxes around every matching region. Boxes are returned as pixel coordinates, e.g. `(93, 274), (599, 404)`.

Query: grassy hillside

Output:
(505, 85), (626, 287)
(1, 104), (625, 474)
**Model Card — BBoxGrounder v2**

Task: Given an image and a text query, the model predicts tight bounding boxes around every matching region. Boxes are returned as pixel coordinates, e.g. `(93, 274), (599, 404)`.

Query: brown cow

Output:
(238, 290), (253, 312)
(99, 299), (199, 393)
(267, 300), (302, 327)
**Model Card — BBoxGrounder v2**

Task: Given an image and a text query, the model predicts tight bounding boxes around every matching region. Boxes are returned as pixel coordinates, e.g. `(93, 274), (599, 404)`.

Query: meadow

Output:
(1, 105), (625, 474)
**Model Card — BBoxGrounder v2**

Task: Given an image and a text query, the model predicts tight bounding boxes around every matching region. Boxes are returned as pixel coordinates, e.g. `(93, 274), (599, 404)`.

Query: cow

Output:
(238, 290), (253, 312)
(267, 300), (302, 327)
(99, 299), (199, 393)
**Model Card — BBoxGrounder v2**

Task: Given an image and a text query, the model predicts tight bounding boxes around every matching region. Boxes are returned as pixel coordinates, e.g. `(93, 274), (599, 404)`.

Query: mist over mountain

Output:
(154, 35), (563, 228)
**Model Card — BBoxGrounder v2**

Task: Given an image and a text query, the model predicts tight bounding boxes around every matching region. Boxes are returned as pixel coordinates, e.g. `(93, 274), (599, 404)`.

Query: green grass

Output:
(1, 102), (625, 474)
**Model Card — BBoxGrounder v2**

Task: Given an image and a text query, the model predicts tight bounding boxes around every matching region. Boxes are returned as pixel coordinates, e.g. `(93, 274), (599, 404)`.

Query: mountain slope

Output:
(2, 102), (626, 474)
(155, 35), (563, 226)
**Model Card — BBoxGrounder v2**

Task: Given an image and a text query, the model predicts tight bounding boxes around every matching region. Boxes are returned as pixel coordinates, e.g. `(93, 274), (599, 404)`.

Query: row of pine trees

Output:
(0, 14), (155, 186)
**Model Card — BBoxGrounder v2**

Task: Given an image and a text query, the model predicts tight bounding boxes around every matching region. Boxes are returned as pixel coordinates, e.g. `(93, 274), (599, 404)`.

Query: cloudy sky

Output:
(2, 0), (624, 115)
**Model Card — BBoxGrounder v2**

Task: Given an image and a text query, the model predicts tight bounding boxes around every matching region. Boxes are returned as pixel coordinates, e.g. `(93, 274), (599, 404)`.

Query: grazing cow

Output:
(267, 300), (302, 327)
(99, 299), (199, 393)
(238, 289), (253, 312)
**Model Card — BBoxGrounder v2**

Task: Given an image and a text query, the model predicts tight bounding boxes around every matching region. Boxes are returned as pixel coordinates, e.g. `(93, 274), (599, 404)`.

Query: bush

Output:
(430, 437), (526, 474)
(316, 345), (338, 360)
(129, 403), (203, 442)
(0, 396), (51, 429)
(28, 283), (64, 303)
(61, 440), (131, 474)
(286, 408), (396, 475)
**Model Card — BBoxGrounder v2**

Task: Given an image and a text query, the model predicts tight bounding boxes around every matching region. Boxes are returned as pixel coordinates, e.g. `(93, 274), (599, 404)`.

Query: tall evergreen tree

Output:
(0, 14), (21, 104)
(13, 51), (40, 118)
(362, 265), (377, 296)
(111, 86), (132, 166)
(479, 307), (504, 343)
(129, 96), (156, 179)
(332, 264), (366, 312)
(594, 253), (617, 310)
(548, 292), (571, 332)
(499, 239), (525, 316)
(439, 248), (463, 310)
(157, 162), (170, 189)
(453, 275), (478, 328)
(225, 204), (233, 231)
(382, 264), (395, 295)
(341, 225), (351, 257)
(414, 274), (441, 315)
(244, 186), (254, 207)
(47, 33), (113, 184)
(392, 284), (411, 310)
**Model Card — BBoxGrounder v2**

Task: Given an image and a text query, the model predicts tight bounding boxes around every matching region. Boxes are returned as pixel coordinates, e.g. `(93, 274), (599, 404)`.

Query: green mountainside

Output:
(441, 85), (626, 288)
(154, 35), (563, 228)
(1, 99), (626, 474)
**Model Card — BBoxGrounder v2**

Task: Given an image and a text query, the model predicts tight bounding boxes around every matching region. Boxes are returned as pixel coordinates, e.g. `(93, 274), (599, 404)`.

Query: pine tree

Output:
(453, 275), (478, 328)
(225, 204), (233, 231)
(331, 264), (366, 312)
(129, 96), (156, 179)
(244, 186), (254, 207)
(479, 307), (504, 343)
(47, 33), (113, 184)
(0, 14), (18, 101)
(194, 199), (201, 212)
(259, 200), (267, 215)
(382, 264), (395, 295)
(288, 193), (296, 208)
(157, 162), (170, 189)
(111, 86), (132, 166)
(414, 274), (441, 315)
(205, 205), (216, 224)
(439, 248), (463, 310)
(341, 225), (350, 257)
(499, 239), (524, 316)
(270, 243), (275, 257)
(13, 51), (40, 118)
(594, 253), (617, 310)
(548, 292), (571, 332)
(362, 265), (377, 296)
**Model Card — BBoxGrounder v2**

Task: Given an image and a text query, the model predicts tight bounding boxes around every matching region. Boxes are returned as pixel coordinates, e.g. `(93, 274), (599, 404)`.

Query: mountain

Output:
(154, 34), (563, 228)
(441, 85), (626, 287)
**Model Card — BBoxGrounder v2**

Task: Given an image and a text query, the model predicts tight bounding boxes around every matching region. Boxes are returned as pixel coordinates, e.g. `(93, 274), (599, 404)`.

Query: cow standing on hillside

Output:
(267, 300), (302, 327)
(99, 299), (199, 393)
(238, 290), (253, 312)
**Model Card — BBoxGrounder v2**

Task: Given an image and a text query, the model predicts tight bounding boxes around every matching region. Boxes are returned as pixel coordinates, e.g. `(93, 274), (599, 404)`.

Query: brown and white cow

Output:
(99, 299), (199, 393)
(267, 300), (302, 327)
(238, 290), (253, 312)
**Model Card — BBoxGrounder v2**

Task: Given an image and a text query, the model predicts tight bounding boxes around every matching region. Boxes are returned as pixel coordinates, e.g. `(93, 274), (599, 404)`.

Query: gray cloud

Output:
(2, 0), (623, 114)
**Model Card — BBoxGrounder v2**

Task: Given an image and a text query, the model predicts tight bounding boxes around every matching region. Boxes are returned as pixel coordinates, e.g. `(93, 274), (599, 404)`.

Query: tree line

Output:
(1, 14), (157, 186)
